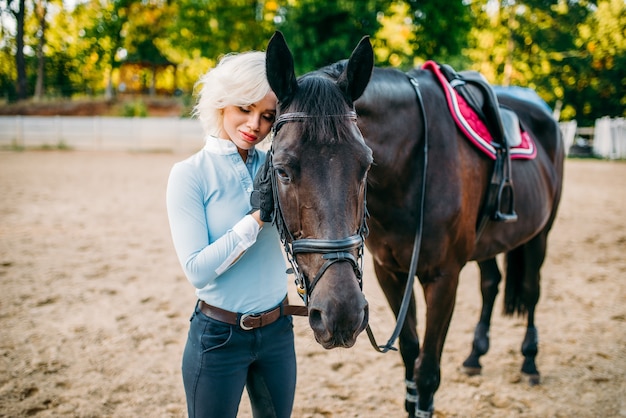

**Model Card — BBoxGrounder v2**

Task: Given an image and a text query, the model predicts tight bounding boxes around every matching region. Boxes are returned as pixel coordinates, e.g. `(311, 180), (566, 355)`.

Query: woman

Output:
(166, 51), (295, 418)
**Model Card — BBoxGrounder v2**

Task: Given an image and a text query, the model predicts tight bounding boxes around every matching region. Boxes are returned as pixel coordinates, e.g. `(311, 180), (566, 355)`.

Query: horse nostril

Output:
(309, 308), (323, 326)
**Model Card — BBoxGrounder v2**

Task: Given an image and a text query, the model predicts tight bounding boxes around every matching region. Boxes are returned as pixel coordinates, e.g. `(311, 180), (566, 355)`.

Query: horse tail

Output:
(503, 246), (527, 316)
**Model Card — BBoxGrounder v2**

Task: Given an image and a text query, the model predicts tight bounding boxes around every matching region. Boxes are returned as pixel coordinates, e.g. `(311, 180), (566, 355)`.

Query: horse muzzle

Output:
(307, 289), (369, 349)
(283, 234), (370, 348)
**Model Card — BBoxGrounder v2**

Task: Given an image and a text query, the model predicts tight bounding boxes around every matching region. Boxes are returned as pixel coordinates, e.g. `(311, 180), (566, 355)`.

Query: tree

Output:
(166, 0), (276, 65)
(406, 0), (472, 65)
(6, 0), (27, 100)
(274, 0), (472, 73)
(122, 0), (175, 95)
(33, 0), (48, 100)
(45, 2), (94, 97)
(509, 0), (597, 122)
(573, 0), (626, 123)
(277, 0), (391, 74)
(462, 0), (620, 124)
(79, 0), (133, 98)
(371, 2), (414, 67)
(150, 0), (280, 93)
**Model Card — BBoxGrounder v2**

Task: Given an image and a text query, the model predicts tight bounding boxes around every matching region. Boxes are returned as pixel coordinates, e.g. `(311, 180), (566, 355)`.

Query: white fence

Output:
(560, 117), (626, 159)
(559, 120), (578, 154)
(1, 115), (625, 158)
(593, 117), (626, 159)
(0, 116), (205, 153)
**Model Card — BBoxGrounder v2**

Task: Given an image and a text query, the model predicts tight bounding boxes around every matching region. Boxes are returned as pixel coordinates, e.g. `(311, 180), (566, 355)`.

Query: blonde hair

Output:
(193, 51), (272, 136)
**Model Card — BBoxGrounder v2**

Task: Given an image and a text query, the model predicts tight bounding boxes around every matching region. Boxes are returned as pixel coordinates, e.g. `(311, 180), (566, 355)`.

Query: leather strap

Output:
(199, 298), (307, 331)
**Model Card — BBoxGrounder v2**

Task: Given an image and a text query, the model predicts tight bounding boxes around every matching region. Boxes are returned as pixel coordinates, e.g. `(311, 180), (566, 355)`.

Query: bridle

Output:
(268, 74), (428, 355)
(269, 110), (369, 306)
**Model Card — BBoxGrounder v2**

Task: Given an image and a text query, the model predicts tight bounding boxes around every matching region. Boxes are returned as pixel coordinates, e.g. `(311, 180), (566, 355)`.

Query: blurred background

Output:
(0, 0), (624, 126)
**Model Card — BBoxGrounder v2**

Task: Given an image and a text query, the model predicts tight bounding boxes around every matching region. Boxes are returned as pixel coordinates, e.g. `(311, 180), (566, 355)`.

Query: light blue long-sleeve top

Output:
(166, 135), (287, 314)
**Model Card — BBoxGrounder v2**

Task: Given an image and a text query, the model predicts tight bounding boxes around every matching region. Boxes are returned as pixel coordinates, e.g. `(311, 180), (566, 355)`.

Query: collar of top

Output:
(203, 135), (256, 155)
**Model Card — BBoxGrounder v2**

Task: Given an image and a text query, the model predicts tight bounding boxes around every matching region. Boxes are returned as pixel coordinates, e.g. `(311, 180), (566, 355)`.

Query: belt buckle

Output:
(239, 313), (256, 331)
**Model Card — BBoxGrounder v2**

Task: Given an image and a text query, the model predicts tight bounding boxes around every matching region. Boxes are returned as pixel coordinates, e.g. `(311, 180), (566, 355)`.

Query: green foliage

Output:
(277, 0), (391, 74)
(166, 0), (276, 61)
(4, 140), (25, 152)
(407, 0), (472, 62)
(574, 0), (626, 124)
(463, 0), (625, 125)
(372, 2), (416, 67)
(120, 99), (148, 117)
(37, 140), (72, 151)
(1, 139), (72, 151)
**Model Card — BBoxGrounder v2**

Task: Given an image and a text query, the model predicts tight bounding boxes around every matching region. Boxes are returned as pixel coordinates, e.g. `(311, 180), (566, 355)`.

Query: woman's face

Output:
(219, 91), (277, 152)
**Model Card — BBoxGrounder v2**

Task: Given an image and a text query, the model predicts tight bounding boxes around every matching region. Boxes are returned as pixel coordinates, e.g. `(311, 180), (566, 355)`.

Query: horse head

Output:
(265, 31), (374, 348)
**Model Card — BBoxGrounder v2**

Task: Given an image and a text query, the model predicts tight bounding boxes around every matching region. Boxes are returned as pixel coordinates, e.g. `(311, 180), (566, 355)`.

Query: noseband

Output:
(270, 111), (368, 305)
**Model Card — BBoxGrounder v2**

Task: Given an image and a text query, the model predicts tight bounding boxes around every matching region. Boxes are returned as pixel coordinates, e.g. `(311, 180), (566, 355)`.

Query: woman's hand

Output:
(249, 210), (264, 227)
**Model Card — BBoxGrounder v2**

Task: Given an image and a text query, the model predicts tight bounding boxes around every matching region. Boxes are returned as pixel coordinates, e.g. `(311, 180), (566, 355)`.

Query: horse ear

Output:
(266, 31), (298, 105)
(336, 36), (374, 103)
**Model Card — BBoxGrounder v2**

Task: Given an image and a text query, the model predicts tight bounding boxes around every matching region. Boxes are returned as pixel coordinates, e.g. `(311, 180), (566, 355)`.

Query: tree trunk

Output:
(14, 0), (27, 100)
(104, 68), (114, 100)
(104, 50), (116, 100)
(150, 65), (156, 96)
(34, 0), (48, 100)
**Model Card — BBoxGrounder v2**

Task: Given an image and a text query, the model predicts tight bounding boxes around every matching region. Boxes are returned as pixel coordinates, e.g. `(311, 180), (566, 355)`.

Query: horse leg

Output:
(373, 262), (420, 418)
(413, 271), (459, 418)
(505, 232), (546, 386)
(521, 309), (540, 385)
(462, 258), (502, 375)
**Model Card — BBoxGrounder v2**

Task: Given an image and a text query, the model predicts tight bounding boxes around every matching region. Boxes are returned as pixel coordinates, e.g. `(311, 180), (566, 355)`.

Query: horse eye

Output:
(275, 168), (291, 182)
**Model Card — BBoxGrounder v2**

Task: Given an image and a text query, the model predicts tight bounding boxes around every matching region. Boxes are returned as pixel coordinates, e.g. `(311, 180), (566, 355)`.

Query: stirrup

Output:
(493, 178), (518, 222)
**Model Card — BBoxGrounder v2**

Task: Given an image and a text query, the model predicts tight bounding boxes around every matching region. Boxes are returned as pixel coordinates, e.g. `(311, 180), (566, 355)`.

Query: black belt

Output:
(198, 297), (308, 331)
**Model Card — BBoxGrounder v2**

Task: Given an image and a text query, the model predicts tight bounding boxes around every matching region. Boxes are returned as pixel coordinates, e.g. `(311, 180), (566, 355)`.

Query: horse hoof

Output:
(524, 373), (541, 386)
(461, 365), (482, 376)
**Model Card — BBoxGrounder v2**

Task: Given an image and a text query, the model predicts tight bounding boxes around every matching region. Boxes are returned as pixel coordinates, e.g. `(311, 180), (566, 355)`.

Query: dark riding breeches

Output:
(182, 304), (296, 418)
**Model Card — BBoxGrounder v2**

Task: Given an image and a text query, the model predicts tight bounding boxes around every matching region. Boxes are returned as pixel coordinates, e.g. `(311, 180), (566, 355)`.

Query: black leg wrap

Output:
(414, 395), (434, 418)
(405, 379), (417, 416)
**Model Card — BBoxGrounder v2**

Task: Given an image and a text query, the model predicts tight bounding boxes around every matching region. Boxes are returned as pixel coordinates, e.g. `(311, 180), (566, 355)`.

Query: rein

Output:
(364, 76), (428, 353)
(270, 110), (368, 306)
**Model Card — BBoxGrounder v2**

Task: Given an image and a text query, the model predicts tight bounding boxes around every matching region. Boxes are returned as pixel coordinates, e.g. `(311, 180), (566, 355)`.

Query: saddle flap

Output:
(422, 60), (536, 160)
(499, 107), (522, 148)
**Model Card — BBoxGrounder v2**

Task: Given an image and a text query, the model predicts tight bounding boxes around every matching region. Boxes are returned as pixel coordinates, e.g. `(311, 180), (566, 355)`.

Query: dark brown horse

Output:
(265, 32), (564, 418)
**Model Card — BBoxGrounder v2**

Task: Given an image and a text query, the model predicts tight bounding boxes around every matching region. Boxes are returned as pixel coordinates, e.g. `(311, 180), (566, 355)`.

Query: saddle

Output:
(436, 63), (519, 232)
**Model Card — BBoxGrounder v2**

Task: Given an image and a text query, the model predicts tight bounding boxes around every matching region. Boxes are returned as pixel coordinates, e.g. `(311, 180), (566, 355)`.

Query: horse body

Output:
(357, 68), (562, 264)
(265, 32), (564, 417)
